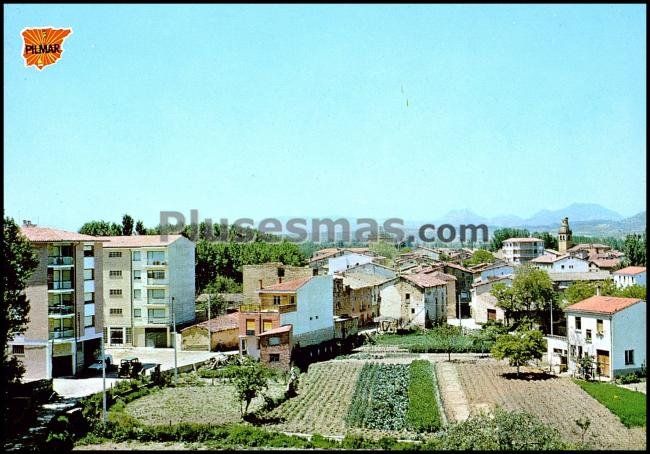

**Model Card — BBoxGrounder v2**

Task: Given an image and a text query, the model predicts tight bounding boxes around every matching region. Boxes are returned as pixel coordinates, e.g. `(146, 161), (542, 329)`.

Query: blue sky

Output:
(4, 4), (646, 231)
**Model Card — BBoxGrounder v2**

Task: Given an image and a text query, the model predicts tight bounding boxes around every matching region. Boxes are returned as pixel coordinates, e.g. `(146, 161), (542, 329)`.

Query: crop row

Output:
(406, 360), (440, 432)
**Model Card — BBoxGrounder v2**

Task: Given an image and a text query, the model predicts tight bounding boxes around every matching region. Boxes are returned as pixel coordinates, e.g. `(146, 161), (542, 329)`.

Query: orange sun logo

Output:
(22, 27), (73, 70)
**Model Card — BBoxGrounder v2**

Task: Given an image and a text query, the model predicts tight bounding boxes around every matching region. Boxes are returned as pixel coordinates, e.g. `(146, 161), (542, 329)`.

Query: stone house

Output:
(242, 262), (314, 305)
(181, 312), (239, 351)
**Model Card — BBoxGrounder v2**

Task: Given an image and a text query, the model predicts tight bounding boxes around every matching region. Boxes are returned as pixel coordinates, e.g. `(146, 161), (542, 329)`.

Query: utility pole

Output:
(100, 333), (107, 423)
(550, 301), (554, 336)
(457, 292), (462, 333)
(172, 296), (178, 383)
(207, 294), (211, 351)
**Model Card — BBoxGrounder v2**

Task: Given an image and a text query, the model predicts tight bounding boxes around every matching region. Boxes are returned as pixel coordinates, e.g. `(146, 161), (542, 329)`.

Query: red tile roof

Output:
(20, 226), (104, 243)
(258, 276), (312, 293)
(257, 324), (292, 337)
(613, 266), (646, 276)
(565, 295), (643, 315)
(182, 313), (240, 333)
(97, 235), (185, 247)
(402, 270), (449, 288)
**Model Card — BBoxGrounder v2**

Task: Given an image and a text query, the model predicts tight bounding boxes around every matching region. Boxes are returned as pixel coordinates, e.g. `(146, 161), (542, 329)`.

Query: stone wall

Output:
(242, 263), (313, 304)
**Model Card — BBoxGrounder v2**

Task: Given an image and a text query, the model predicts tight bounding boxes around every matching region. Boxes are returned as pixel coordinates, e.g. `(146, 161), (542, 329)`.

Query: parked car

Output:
(85, 354), (114, 375)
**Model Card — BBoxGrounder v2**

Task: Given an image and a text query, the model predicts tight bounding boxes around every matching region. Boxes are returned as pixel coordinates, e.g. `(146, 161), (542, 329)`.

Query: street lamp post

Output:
(172, 296), (178, 382)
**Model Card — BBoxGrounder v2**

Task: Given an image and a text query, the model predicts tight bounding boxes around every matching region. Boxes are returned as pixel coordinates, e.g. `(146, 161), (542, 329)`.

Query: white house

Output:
(470, 275), (512, 324)
(531, 254), (590, 273)
(553, 295), (646, 380)
(501, 238), (545, 264)
(612, 266), (646, 289)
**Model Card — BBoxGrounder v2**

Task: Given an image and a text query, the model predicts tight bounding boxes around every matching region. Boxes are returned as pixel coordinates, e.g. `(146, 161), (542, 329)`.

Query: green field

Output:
(373, 329), (489, 353)
(573, 379), (646, 428)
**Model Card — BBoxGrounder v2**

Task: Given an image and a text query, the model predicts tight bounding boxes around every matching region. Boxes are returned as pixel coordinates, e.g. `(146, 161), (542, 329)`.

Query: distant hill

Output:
(523, 203), (623, 227)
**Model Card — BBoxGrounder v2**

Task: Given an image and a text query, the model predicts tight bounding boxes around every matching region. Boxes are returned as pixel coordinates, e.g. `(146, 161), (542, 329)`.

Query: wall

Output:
(212, 329), (239, 350)
(280, 275), (334, 347)
(24, 245), (49, 340)
(102, 248), (132, 340)
(480, 265), (514, 281)
(612, 301), (646, 376)
(168, 237), (196, 324)
(379, 283), (402, 320)
(181, 325), (210, 351)
(614, 272), (647, 288)
(259, 330), (292, 370)
(566, 313), (613, 378)
(242, 263), (313, 304)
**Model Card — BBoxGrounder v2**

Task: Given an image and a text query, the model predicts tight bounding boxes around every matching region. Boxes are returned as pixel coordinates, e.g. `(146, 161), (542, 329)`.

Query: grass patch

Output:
(373, 328), (491, 354)
(406, 360), (441, 432)
(573, 379), (646, 428)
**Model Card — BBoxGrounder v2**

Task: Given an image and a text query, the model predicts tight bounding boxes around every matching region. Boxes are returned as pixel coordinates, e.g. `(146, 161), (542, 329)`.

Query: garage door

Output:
(145, 329), (167, 348)
(52, 355), (73, 377)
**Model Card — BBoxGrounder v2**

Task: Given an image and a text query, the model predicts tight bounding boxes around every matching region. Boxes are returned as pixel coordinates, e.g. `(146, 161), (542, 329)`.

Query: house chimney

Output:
(596, 285), (601, 296)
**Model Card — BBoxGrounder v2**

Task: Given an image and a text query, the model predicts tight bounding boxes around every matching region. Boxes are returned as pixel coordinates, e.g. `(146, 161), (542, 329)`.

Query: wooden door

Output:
(487, 309), (497, 321)
(596, 349), (610, 377)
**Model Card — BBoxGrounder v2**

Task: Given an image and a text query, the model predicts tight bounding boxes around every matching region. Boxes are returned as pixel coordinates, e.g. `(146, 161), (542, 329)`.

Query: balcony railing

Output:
(148, 317), (169, 325)
(48, 281), (73, 290)
(147, 278), (168, 285)
(49, 329), (75, 340)
(240, 303), (297, 314)
(48, 256), (74, 266)
(146, 260), (167, 266)
(147, 298), (170, 305)
(48, 305), (75, 316)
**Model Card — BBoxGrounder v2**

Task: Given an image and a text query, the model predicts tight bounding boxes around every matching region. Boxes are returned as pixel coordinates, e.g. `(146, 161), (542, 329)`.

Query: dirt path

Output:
(435, 361), (470, 423)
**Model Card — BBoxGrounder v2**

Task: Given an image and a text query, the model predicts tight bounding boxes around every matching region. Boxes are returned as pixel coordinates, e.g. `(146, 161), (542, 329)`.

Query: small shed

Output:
(334, 315), (359, 339)
(373, 315), (398, 334)
(181, 313), (240, 351)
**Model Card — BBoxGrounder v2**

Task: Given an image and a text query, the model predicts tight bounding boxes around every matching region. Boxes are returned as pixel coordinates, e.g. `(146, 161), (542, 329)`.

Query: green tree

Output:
(532, 231), (559, 251)
(493, 265), (556, 330)
(617, 284), (646, 299)
(622, 233), (646, 266)
(577, 354), (595, 380)
(432, 324), (462, 361)
(489, 228), (530, 252)
(232, 357), (271, 416)
(135, 220), (146, 235)
(369, 241), (398, 260)
(79, 220), (122, 236)
(121, 214), (134, 236)
(491, 328), (546, 376)
(1, 217), (39, 437)
(562, 280), (646, 305)
(463, 249), (496, 267)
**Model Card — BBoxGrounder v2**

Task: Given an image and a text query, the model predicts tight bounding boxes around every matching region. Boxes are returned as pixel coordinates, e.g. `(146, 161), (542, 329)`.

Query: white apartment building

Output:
(548, 295), (646, 380)
(531, 254), (590, 273)
(100, 235), (195, 348)
(501, 238), (545, 265)
(612, 266), (646, 289)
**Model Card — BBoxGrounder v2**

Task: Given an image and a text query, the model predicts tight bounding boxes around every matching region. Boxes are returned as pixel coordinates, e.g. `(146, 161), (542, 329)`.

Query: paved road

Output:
(53, 348), (239, 398)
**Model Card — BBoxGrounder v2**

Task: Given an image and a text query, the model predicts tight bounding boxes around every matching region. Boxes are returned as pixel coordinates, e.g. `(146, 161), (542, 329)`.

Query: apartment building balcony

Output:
(147, 317), (170, 325)
(49, 329), (75, 340)
(239, 303), (297, 314)
(145, 260), (168, 268)
(48, 256), (74, 267)
(146, 278), (169, 286)
(48, 304), (75, 317)
(146, 298), (171, 306)
(48, 281), (74, 291)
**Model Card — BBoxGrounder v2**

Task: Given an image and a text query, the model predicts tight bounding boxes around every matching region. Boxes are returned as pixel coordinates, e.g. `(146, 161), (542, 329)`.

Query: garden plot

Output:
(264, 361), (364, 436)
(454, 359), (646, 450)
(125, 382), (285, 426)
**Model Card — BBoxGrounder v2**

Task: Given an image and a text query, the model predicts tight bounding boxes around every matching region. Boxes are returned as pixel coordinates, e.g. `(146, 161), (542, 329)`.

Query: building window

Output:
(84, 292), (94, 303)
(148, 308), (166, 320)
(269, 337), (281, 346)
(110, 328), (124, 344)
(109, 289), (123, 297)
(109, 270), (122, 279)
(108, 251), (122, 258)
(12, 345), (24, 356)
(133, 270), (141, 281)
(625, 350), (634, 365)
(575, 317), (581, 330)
(84, 245), (94, 257)
(277, 268), (285, 278)
(405, 293), (410, 300)
(269, 354), (280, 362)
(147, 251), (165, 264)
(125, 327), (133, 344)
(290, 296), (295, 305)
(134, 308), (142, 318)
(84, 315), (95, 328)
(148, 289), (165, 300)
(596, 319), (604, 335)
(84, 269), (94, 281)
(110, 308), (123, 316)
(134, 289), (141, 299)
(577, 346), (583, 358)
(132, 251), (141, 261)
(585, 329), (592, 343)
(259, 279), (263, 289)
(103, 327), (108, 341)
(263, 320), (273, 332)
(273, 295), (281, 305)
(411, 308), (415, 314)
(147, 270), (165, 280)
(246, 319), (255, 336)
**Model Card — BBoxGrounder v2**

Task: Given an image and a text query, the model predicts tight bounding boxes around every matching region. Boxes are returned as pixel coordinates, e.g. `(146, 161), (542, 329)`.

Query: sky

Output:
(4, 4), (646, 231)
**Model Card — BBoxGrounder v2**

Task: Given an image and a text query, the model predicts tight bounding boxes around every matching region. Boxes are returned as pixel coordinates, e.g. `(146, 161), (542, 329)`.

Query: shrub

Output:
(406, 360), (441, 432)
(618, 373), (640, 384)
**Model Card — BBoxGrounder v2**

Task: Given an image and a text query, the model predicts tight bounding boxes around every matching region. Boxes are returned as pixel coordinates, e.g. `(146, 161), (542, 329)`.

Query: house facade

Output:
(181, 312), (239, 351)
(553, 295), (646, 380)
(502, 238), (545, 265)
(100, 235), (195, 348)
(242, 262), (313, 305)
(9, 224), (105, 380)
(531, 254), (590, 273)
(470, 275), (512, 324)
(612, 266), (646, 288)
(238, 275), (334, 369)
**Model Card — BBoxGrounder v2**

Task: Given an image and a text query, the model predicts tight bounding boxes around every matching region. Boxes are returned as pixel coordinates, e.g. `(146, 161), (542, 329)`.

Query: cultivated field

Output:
(454, 359), (647, 450)
(125, 382), (285, 426)
(264, 361), (364, 436)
